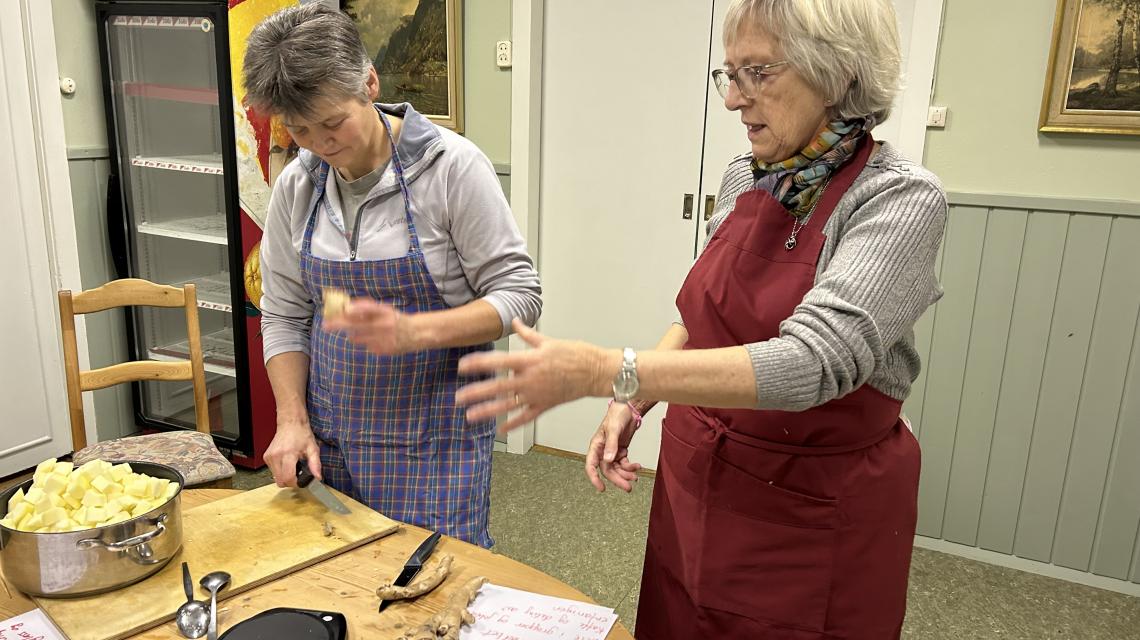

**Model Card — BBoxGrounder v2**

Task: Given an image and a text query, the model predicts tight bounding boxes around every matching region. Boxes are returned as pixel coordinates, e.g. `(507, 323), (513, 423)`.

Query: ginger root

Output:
(396, 575), (488, 640)
(377, 554), (454, 601)
(322, 288), (350, 320)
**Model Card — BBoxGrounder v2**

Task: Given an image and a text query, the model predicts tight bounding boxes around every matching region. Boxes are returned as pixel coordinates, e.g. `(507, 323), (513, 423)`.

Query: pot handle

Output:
(76, 514), (168, 552)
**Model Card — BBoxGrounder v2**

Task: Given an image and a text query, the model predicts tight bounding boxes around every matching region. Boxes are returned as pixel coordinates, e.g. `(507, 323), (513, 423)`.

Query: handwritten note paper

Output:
(462, 584), (619, 640)
(0, 609), (66, 640)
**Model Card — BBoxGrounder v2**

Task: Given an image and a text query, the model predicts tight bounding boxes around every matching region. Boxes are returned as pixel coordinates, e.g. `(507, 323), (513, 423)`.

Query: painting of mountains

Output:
(344, 0), (464, 131)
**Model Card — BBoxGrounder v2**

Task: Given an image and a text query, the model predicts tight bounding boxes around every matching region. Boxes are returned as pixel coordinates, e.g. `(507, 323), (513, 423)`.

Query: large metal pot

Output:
(0, 461), (184, 598)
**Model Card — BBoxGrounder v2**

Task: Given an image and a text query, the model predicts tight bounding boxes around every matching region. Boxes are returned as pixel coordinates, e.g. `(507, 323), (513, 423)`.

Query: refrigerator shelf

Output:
(178, 272), (233, 313)
(131, 154), (224, 174)
(110, 15), (214, 32)
(123, 82), (219, 105)
(149, 330), (236, 378)
(137, 214), (227, 245)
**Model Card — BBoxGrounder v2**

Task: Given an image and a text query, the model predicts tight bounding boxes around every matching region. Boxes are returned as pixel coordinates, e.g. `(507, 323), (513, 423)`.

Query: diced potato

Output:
(110, 463), (132, 482)
(85, 507), (107, 524)
(9, 501), (33, 523)
(126, 476), (149, 498)
(105, 512), (130, 526)
(81, 492), (106, 508)
(40, 506), (68, 527)
(11, 458), (172, 532)
(35, 458), (57, 476)
(42, 473), (68, 496)
(31, 492), (54, 515)
(7, 487), (24, 512)
(22, 513), (44, 531)
(24, 487), (45, 505)
(91, 475), (112, 494)
(148, 478), (170, 500)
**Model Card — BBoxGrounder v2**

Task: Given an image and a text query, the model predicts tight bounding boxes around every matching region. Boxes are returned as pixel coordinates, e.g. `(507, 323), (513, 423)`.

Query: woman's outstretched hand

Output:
(456, 318), (612, 433)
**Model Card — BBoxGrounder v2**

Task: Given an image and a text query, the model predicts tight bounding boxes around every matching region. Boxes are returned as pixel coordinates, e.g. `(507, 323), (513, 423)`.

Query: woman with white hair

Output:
(243, 5), (540, 548)
(457, 0), (946, 635)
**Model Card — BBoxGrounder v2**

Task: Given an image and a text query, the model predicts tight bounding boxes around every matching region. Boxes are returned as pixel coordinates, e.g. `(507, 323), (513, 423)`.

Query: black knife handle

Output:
(409, 531), (442, 566)
(296, 460), (315, 488)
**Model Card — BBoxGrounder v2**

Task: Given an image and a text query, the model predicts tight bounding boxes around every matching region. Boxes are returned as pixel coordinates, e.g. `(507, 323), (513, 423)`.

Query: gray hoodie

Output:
(258, 103), (542, 362)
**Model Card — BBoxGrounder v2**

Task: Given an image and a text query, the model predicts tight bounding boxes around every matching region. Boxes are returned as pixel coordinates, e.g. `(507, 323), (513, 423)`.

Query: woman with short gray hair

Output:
(456, 0), (946, 635)
(245, 4), (541, 548)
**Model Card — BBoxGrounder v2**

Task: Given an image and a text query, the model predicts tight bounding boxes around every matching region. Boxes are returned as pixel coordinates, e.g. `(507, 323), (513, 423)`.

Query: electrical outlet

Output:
(496, 40), (512, 68)
(927, 106), (948, 128)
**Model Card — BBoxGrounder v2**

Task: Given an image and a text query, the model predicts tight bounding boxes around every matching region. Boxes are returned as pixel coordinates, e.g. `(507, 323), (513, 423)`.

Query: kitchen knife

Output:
(378, 531), (442, 613)
(295, 461), (350, 515)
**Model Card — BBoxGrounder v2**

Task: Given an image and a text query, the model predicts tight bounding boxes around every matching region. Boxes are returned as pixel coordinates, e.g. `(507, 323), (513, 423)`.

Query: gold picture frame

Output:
(1040, 0), (1140, 135)
(344, 0), (465, 133)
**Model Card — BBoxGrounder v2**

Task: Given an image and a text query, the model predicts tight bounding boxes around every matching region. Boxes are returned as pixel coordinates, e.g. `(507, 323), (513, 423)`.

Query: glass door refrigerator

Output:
(96, 0), (305, 467)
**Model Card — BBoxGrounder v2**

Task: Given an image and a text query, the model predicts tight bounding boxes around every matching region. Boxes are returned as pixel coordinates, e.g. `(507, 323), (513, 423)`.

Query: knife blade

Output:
(296, 461), (350, 515)
(378, 531), (442, 613)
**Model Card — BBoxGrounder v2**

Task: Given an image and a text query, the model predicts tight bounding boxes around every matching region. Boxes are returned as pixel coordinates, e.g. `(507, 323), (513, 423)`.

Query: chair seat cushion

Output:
(73, 431), (235, 486)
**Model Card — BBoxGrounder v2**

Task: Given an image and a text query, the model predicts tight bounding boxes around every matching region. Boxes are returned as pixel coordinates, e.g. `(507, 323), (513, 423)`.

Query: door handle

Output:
(704, 195), (716, 221)
(682, 193), (694, 220)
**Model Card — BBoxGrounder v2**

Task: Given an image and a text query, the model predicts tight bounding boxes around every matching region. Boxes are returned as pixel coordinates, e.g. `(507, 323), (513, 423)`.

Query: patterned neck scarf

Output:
(751, 117), (874, 218)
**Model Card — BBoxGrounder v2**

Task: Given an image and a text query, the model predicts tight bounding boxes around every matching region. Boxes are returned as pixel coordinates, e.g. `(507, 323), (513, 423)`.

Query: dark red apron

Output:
(635, 137), (920, 639)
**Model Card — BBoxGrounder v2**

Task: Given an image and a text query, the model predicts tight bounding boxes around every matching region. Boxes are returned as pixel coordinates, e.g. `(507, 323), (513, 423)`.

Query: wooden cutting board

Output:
(34, 483), (399, 640)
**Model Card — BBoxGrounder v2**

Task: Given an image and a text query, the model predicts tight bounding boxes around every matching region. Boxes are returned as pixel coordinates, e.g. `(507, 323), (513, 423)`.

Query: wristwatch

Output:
(612, 347), (640, 402)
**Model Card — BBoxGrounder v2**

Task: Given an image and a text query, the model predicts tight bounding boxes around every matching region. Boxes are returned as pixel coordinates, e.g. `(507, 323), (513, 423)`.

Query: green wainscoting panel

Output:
(1052, 217), (1140, 573)
(941, 209), (1028, 547)
(916, 206), (987, 538)
(924, 195), (1140, 588)
(1013, 215), (1111, 563)
(975, 211), (1069, 555)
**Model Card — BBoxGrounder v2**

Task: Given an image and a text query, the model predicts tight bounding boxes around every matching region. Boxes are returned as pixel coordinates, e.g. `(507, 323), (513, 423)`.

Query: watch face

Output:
(613, 370), (639, 400)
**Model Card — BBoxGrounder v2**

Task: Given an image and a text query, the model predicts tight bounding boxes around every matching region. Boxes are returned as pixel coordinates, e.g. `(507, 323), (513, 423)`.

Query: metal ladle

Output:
(175, 562), (208, 638)
(200, 570), (231, 640)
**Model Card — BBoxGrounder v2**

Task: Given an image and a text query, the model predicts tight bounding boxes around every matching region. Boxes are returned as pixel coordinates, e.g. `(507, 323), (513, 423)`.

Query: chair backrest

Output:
(58, 278), (210, 451)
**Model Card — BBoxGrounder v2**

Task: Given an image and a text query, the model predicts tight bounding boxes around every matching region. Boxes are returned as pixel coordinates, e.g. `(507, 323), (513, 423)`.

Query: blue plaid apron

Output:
(299, 109), (495, 547)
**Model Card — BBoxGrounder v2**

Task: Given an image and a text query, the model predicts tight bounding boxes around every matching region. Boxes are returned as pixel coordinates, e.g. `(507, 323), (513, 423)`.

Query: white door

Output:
(698, 0), (945, 246)
(536, 0), (714, 466)
(0, 1), (85, 475)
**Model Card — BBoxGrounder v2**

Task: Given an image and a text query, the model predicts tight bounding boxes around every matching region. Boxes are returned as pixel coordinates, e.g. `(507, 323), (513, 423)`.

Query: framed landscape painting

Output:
(343, 0), (465, 132)
(1040, 0), (1140, 135)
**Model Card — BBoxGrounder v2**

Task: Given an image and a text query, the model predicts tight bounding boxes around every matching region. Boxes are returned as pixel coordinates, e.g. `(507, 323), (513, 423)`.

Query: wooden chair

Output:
(58, 278), (235, 488)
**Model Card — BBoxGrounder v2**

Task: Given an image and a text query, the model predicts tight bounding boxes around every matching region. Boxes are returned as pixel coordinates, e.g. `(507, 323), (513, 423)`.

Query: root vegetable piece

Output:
(54, 461), (74, 476)
(396, 575), (487, 640)
(35, 458), (57, 476)
(322, 288), (350, 320)
(376, 555), (454, 601)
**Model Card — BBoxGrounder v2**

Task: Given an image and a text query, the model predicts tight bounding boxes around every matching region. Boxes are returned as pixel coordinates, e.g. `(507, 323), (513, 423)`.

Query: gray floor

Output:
(236, 450), (1140, 638)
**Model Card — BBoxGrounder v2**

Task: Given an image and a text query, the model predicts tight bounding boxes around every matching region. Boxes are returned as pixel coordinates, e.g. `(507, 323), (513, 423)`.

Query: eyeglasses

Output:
(711, 61), (789, 99)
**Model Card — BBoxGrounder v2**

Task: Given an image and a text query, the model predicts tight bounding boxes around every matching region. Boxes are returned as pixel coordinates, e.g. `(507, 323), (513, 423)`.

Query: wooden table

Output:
(0, 489), (634, 640)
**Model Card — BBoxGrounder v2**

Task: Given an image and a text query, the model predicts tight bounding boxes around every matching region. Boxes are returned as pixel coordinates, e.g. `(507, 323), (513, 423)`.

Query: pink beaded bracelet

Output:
(608, 398), (644, 429)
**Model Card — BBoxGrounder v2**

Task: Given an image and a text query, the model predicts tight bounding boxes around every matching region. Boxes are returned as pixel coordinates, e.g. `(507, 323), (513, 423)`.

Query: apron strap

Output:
(300, 106), (422, 258)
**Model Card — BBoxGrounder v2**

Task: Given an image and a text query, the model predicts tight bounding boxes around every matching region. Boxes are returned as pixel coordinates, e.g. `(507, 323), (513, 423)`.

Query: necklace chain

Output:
(784, 178), (832, 251)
